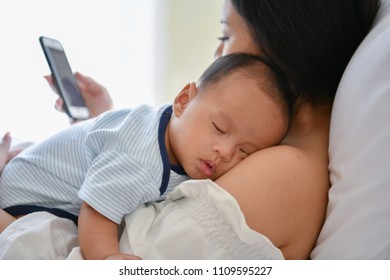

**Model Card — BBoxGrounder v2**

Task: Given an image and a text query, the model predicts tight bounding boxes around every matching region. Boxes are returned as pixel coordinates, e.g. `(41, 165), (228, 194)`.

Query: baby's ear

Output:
(173, 82), (197, 117)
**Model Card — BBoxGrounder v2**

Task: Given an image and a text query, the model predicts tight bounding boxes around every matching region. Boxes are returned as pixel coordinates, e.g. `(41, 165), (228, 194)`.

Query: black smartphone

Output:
(39, 36), (90, 120)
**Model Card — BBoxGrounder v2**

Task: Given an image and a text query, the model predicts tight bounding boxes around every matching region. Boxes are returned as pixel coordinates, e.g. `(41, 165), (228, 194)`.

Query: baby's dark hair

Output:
(197, 53), (294, 133)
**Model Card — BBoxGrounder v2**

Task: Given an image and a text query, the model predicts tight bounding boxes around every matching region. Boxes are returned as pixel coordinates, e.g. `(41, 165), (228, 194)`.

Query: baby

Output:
(0, 53), (291, 259)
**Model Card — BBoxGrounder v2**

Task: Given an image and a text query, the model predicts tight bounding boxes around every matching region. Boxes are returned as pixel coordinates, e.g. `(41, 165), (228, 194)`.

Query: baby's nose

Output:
(214, 144), (235, 162)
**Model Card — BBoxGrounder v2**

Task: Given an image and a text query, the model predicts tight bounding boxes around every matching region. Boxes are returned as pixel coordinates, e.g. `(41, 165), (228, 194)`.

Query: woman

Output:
(212, 0), (379, 259)
(1, 0), (379, 259)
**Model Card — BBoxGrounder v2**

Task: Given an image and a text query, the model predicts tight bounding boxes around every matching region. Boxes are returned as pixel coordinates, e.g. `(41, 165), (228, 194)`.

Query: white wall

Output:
(0, 0), (223, 143)
(155, 0), (223, 103)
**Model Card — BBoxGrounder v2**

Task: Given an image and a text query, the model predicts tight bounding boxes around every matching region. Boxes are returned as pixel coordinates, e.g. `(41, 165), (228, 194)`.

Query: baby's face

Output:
(170, 73), (287, 180)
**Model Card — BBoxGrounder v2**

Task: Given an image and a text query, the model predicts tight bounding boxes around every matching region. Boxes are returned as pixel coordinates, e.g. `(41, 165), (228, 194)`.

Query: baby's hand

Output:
(105, 253), (142, 260)
(0, 132), (11, 175)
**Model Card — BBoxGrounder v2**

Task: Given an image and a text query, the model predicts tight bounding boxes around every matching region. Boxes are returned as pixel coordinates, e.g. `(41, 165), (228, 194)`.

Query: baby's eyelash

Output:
(239, 148), (250, 156)
(213, 122), (225, 134)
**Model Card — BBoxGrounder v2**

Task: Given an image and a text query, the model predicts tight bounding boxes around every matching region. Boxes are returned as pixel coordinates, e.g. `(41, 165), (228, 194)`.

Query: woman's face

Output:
(214, 0), (259, 59)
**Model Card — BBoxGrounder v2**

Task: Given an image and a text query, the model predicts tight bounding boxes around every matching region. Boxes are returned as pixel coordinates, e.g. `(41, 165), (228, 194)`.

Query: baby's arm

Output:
(78, 202), (141, 260)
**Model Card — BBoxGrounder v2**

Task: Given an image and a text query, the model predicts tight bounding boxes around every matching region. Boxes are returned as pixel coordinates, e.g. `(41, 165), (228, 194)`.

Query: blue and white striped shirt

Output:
(0, 104), (189, 224)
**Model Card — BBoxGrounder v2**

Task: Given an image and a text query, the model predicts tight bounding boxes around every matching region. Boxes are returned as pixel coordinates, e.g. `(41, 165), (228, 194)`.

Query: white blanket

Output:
(0, 180), (283, 260)
(0, 211), (78, 259)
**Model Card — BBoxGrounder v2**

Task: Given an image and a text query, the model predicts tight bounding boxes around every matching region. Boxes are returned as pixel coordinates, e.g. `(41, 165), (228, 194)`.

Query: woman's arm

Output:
(215, 145), (329, 259)
(78, 202), (140, 260)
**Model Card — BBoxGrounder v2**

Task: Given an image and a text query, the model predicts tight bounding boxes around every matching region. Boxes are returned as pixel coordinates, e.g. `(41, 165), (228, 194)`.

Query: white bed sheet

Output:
(0, 180), (283, 260)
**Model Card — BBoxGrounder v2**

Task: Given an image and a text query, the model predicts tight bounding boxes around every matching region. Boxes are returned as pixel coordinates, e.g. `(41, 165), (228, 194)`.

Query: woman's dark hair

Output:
(197, 53), (294, 132)
(231, 0), (380, 106)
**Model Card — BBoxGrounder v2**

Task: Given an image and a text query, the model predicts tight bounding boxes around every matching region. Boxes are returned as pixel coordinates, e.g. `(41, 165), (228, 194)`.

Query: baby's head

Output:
(168, 53), (292, 180)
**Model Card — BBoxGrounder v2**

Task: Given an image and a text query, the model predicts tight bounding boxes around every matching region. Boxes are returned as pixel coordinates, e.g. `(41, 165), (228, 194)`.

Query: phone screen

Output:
(40, 36), (89, 120)
(47, 47), (86, 107)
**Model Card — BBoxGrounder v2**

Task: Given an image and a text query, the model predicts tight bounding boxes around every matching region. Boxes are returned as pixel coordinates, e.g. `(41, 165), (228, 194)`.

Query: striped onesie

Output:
(0, 104), (189, 224)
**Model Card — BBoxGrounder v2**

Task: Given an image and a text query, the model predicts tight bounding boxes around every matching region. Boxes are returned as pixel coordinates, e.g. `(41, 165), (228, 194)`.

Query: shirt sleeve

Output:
(78, 150), (161, 224)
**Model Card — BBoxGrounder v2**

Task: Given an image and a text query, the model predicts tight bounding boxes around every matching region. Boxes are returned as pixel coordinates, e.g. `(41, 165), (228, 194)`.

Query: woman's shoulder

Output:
(255, 143), (328, 177)
(217, 144), (323, 198)
(232, 144), (319, 179)
(256, 144), (306, 164)
(215, 144), (329, 259)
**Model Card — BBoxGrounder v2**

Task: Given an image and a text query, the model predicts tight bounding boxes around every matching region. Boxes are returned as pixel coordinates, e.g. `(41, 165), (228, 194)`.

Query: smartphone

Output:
(39, 36), (90, 120)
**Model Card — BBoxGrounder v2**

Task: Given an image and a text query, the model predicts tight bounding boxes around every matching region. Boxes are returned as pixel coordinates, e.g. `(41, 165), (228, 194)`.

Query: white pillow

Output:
(311, 0), (390, 259)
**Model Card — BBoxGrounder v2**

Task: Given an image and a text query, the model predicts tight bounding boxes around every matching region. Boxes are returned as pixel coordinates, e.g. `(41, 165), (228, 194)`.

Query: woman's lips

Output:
(199, 160), (215, 177)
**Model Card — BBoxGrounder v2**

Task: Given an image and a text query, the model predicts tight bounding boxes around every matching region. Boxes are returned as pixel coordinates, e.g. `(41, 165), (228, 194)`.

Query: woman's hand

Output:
(45, 72), (113, 119)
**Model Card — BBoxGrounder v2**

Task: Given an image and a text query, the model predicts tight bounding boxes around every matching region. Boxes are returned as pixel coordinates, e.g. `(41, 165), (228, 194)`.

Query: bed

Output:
(1, 0), (390, 260)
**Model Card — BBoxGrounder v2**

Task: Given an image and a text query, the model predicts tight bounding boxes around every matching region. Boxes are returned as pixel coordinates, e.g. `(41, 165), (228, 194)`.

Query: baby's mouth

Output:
(199, 160), (215, 178)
